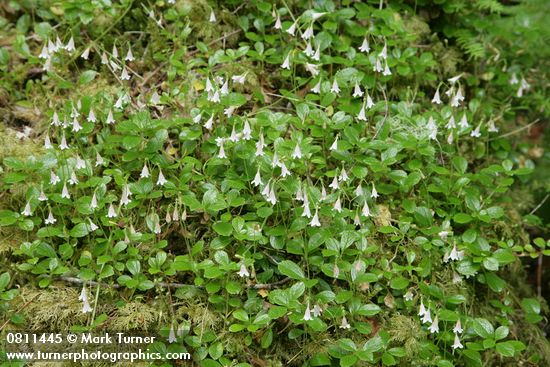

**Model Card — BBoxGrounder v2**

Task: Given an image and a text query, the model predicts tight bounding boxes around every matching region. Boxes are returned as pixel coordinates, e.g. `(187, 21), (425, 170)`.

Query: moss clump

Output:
(20, 286), (88, 331)
(110, 301), (161, 332)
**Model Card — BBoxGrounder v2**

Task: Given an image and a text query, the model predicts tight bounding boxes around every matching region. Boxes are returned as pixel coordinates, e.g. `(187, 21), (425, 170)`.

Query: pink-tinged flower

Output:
(61, 183), (71, 199)
(172, 206), (180, 221)
(75, 155), (86, 170)
(330, 79), (340, 94)
(365, 93), (375, 109)
(59, 133), (69, 150)
(286, 21), (297, 36)
(50, 171), (61, 185)
(421, 309), (432, 324)
(359, 37), (370, 53)
(292, 143), (302, 159)
(267, 184), (277, 205)
(125, 46), (134, 62)
(280, 162), (291, 177)
(339, 168), (349, 182)
(39, 45), (49, 59)
(339, 315), (351, 329)
(120, 68), (130, 80)
(333, 197), (342, 213)
(428, 315), (439, 333)
(312, 47), (320, 61)
(252, 169), (262, 187)
(68, 171), (79, 185)
(303, 42), (313, 57)
(218, 143), (227, 159)
(38, 190), (48, 202)
(371, 183), (378, 199)
(79, 286), (92, 313)
(21, 201), (32, 216)
(452, 334), (463, 349)
(207, 90), (220, 102)
(51, 111), (60, 126)
(459, 113), (469, 128)
(204, 115), (214, 130)
(90, 192), (98, 210)
(453, 320), (463, 334)
(274, 14), (282, 30)
(140, 163), (150, 178)
(487, 120), (499, 133)
(357, 104), (367, 121)
(311, 79), (321, 94)
(157, 169), (167, 186)
(379, 42), (388, 59)
(355, 184), (363, 197)
(329, 136), (338, 151)
(404, 290), (413, 301)
(448, 74), (461, 84)
(470, 124), (481, 138)
(229, 126), (239, 142)
(120, 183), (131, 206)
(105, 110), (115, 124)
(449, 245), (462, 261)
(89, 219), (99, 232)
(446, 116), (456, 130)
(281, 54), (291, 69)
(451, 88), (464, 107)
(238, 264), (250, 278)
(329, 176), (339, 190)
(305, 63), (319, 76)
(313, 304), (322, 317)
(220, 80), (229, 96)
(232, 73), (246, 85)
(418, 300), (427, 317)
(107, 203), (117, 218)
(65, 37), (75, 53)
(44, 134), (53, 149)
(353, 82), (363, 98)
(432, 88), (442, 104)
(310, 209), (321, 227)
(333, 264), (340, 278)
(109, 60), (120, 71)
(320, 186), (327, 201)
(383, 63), (392, 76)
(45, 209), (56, 225)
(361, 201), (370, 217)
(302, 197), (311, 218)
(302, 24), (314, 40)
(303, 303), (313, 321)
(242, 121), (252, 140)
(168, 324), (177, 343)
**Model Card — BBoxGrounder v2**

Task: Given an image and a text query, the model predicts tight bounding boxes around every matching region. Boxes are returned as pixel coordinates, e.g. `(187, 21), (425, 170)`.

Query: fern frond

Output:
(476, 0), (505, 13)
(454, 29), (486, 59)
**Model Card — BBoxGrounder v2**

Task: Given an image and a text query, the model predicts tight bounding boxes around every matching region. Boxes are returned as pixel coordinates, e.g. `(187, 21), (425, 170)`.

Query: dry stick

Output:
(529, 193), (550, 215)
(489, 118), (540, 141)
(56, 276), (291, 290)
